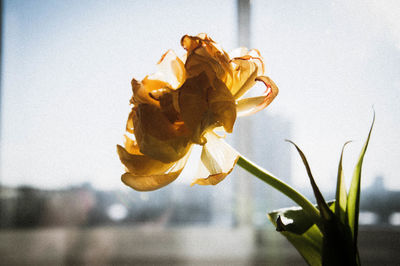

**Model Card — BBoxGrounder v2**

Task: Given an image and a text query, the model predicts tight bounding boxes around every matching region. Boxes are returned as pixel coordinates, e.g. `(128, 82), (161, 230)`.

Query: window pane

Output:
(1, 0), (237, 189)
(251, 1), (400, 264)
(252, 0), (400, 191)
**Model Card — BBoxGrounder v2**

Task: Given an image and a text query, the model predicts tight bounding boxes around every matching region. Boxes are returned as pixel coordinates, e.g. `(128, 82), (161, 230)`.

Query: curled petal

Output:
(229, 47), (249, 58)
(131, 77), (169, 106)
(236, 76), (279, 117)
(230, 55), (265, 99)
(147, 50), (186, 89)
(229, 47), (262, 58)
(181, 34), (203, 52)
(248, 48), (263, 60)
(119, 147), (191, 191)
(182, 34), (233, 88)
(191, 131), (239, 186)
(181, 33), (220, 53)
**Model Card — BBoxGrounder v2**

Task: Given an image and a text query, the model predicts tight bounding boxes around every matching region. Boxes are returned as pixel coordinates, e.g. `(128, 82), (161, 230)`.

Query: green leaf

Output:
(269, 206), (315, 235)
(322, 213), (358, 266)
(269, 200), (357, 266)
(281, 225), (323, 266)
(335, 141), (351, 223)
(286, 140), (332, 221)
(269, 201), (335, 234)
(329, 201), (336, 213)
(347, 112), (375, 247)
(268, 207), (323, 266)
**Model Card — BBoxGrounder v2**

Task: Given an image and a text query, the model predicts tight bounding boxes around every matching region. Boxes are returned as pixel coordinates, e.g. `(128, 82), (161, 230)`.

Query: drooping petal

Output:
(120, 147), (191, 191)
(121, 172), (178, 192)
(191, 131), (239, 186)
(117, 144), (173, 175)
(147, 50), (186, 89)
(236, 76), (279, 117)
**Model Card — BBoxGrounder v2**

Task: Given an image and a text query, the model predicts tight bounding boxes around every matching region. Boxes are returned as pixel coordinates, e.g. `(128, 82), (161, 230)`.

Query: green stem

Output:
(237, 155), (321, 224)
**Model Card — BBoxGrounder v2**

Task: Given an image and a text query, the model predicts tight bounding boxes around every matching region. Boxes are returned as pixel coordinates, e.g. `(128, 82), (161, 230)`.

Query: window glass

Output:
(1, 0), (400, 265)
(0, 0), (240, 228)
(252, 0), (400, 195)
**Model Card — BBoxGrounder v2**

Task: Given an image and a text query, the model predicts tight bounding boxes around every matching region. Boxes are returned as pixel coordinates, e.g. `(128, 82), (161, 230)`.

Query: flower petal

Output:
(208, 77), (236, 133)
(191, 131), (239, 186)
(178, 73), (209, 143)
(130, 77), (168, 106)
(148, 50), (186, 89)
(230, 54), (265, 99)
(182, 34), (233, 88)
(133, 103), (192, 163)
(228, 47), (249, 58)
(236, 76), (279, 116)
(121, 156), (187, 191)
(121, 172), (178, 191)
(117, 145), (190, 191)
(179, 73), (236, 143)
(126, 109), (135, 134)
(117, 144), (173, 175)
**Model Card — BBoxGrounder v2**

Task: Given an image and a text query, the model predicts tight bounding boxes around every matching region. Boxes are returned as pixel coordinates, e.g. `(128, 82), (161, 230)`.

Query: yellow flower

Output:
(117, 33), (278, 191)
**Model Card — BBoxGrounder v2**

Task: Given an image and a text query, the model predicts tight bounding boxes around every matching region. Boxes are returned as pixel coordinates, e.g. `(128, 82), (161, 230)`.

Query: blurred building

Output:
(251, 113), (293, 226)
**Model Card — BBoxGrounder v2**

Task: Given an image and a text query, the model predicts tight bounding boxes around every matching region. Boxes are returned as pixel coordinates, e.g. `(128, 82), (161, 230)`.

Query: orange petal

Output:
(148, 50), (186, 89)
(131, 77), (166, 106)
(179, 73), (236, 142)
(182, 34), (233, 88)
(178, 73), (209, 143)
(123, 135), (141, 154)
(230, 55), (265, 99)
(207, 78), (236, 133)
(117, 144), (173, 175)
(121, 172), (180, 192)
(126, 109), (135, 134)
(120, 147), (191, 191)
(236, 76), (279, 117)
(181, 34), (203, 52)
(134, 103), (191, 163)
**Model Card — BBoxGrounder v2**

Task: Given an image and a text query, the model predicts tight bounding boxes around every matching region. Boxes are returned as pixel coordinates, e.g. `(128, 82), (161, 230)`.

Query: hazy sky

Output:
(1, 0), (399, 192)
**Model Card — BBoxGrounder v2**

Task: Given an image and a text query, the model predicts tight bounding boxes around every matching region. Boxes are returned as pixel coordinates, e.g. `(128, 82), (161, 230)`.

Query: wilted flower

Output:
(117, 33), (278, 191)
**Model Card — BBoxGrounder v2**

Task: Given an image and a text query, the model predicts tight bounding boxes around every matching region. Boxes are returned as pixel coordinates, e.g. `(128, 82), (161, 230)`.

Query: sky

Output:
(1, 0), (400, 192)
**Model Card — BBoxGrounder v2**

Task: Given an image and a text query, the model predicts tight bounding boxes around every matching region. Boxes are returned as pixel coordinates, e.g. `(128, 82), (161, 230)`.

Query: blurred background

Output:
(1, 0), (399, 265)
